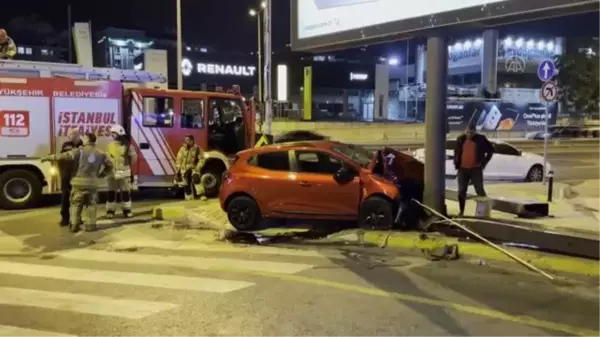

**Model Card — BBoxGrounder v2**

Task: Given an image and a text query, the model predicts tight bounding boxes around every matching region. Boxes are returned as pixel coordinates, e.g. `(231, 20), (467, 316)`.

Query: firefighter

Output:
(58, 128), (84, 226)
(0, 29), (17, 59)
(42, 133), (112, 232)
(175, 135), (207, 201)
(106, 124), (137, 218)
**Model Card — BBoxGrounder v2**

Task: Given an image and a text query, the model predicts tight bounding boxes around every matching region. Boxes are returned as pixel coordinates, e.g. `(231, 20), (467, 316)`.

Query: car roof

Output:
(238, 140), (340, 156)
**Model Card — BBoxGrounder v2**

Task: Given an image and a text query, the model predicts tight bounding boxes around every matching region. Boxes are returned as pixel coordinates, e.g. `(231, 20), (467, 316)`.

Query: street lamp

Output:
(176, 0), (183, 90)
(249, 1), (266, 102)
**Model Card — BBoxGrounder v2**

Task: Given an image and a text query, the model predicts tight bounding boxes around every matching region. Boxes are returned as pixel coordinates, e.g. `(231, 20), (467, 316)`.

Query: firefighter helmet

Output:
(110, 124), (126, 136)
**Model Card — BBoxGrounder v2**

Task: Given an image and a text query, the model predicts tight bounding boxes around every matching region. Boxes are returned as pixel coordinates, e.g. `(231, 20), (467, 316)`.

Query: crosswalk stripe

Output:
(55, 249), (314, 274)
(0, 261), (254, 293)
(110, 238), (325, 257)
(0, 287), (177, 319)
(0, 324), (75, 336)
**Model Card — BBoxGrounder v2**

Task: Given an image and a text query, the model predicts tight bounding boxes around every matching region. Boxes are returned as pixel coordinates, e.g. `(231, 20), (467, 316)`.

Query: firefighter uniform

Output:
(106, 125), (137, 218)
(0, 29), (17, 59)
(175, 141), (206, 200)
(42, 134), (112, 232)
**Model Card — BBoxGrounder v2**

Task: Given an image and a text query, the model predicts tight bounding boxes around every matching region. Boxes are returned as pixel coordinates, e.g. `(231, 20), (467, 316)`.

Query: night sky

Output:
(0, 1), (597, 55)
(0, 0), (291, 52)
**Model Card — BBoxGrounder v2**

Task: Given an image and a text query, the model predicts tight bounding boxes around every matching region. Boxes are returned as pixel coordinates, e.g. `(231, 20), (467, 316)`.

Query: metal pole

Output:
(423, 34), (448, 214)
(257, 14), (263, 103)
(176, 0), (183, 90)
(543, 101), (549, 183)
(263, 0), (272, 135)
(67, 4), (73, 63)
(404, 40), (408, 119)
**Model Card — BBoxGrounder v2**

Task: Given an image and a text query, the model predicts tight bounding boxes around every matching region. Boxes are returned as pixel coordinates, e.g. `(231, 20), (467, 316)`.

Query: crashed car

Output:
(219, 140), (424, 231)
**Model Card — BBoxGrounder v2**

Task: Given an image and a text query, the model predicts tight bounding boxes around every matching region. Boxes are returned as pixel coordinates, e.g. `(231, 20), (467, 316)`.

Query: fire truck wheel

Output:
(201, 167), (223, 198)
(0, 170), (42, 209)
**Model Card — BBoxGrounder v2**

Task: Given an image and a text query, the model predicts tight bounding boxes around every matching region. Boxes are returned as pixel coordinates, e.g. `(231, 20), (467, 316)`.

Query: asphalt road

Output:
(0, 222), (598, 336)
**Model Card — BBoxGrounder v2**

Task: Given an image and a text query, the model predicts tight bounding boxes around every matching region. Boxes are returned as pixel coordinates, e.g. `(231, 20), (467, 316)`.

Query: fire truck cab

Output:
(125, 86), (255, 196)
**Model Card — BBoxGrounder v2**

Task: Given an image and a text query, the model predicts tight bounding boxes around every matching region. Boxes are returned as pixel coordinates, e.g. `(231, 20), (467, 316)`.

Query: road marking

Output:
(54, 249), (314, 274)
(0, 287), (177, 319)
(0, 324), (75, 336)
(110, 238), (325, 258)
(0, 261), (254, 293)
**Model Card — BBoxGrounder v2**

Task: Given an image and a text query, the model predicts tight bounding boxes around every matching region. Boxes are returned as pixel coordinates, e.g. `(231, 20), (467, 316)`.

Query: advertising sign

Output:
(291, 0), (598, 51)
(445, 101), (557, 131)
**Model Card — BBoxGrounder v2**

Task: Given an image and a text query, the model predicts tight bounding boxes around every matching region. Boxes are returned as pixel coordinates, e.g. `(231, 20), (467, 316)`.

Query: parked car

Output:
(219, 141), (423, 231)
(273, 130), (329, 143)
(412, 140), (550, 182)
(525, 125), (599, 140)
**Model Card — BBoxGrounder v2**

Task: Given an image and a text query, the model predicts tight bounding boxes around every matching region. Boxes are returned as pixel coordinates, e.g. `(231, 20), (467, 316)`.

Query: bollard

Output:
(547, 170), (554, 202)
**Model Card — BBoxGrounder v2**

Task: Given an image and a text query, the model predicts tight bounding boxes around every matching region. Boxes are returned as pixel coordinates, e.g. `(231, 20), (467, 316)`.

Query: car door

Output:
(491, 143), (526, 181)
(245, 150), (295, 215)
(288, 149), (361, 217)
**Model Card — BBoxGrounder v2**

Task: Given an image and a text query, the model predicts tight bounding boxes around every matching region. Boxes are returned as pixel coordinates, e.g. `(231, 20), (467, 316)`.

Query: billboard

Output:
(290, 0), (599, 51)
(446, 101), (558, 131)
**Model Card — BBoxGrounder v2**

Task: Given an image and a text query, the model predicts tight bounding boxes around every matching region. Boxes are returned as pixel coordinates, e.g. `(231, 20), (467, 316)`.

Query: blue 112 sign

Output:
(537, 59), (556, 82)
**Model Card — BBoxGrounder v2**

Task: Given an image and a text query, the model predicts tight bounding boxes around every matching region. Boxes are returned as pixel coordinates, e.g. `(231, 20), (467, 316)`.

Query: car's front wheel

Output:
(226, 196), (261, 231)
(525, 164), (544, 182)
(358, 196), (394, 230)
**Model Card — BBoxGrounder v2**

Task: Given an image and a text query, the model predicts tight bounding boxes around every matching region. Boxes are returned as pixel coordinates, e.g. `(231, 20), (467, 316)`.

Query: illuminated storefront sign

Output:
(349, 72), (368, 81)
(181, 58), (257, 77)
(498, 37), (558, 62)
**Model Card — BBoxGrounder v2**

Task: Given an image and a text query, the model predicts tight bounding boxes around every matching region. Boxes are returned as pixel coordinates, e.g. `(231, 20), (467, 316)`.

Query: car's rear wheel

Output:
(227, 196), (261, 231)
(358, 196), (394, 230)
(525, 164), (544, 182)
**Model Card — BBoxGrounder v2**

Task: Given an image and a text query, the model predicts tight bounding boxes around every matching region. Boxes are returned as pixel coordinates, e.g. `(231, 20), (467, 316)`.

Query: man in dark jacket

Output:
(453, 125), (494, 216)
(58, 128), (83, 226)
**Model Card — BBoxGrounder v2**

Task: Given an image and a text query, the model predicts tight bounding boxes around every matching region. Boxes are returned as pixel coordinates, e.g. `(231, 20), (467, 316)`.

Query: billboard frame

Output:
(290, 0), (599, 52)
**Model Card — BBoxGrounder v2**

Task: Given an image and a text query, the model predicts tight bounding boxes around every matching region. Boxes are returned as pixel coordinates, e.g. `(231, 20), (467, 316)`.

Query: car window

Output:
(141, 96), (174, 128)
(249, 151), (290, 171)
(295, 150), (343, 175)
(493, 143), (520, 156)
(331, 143), (372, 168)
(209, 97), (244, 125)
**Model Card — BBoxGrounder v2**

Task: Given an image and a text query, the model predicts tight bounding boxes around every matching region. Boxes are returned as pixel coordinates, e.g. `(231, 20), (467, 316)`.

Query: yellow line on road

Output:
(209, 266), (598, 336)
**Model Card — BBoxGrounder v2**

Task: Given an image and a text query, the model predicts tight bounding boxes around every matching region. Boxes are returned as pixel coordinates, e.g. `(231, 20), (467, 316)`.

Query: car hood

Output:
(368, 147), (425, 182)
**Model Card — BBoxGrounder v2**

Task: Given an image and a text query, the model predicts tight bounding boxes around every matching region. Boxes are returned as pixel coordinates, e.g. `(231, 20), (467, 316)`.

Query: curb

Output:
(325, 230), (599, 278)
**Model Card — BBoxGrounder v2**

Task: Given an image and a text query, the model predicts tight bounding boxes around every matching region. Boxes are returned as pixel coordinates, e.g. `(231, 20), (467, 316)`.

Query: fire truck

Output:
(0, 60), (256, 209)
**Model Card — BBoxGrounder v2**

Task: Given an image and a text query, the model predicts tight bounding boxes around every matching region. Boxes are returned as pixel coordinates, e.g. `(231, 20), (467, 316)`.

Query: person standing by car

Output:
(58, 128), (84, 226)
(175, 135), (206, 201)
(453, 125), (494, 216)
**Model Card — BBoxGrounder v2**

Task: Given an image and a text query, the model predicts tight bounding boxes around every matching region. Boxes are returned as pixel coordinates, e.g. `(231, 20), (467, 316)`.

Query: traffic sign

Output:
(541, 81), (559, 102)
(537, 59), (556, 82)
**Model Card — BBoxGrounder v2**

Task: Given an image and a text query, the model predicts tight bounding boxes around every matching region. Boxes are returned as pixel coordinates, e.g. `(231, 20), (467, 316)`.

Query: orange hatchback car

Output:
(219, 141), (424, 231)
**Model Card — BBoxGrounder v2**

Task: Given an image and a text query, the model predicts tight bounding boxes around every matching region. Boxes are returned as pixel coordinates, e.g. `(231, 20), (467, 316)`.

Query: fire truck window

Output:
(181, 99), (204, 129)
(209, 98), (243, 125)
(142, 97), (174, 128)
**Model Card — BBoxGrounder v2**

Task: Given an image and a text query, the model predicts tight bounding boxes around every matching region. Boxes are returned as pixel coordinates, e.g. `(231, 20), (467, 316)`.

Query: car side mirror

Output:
(334, 166), (356, 184)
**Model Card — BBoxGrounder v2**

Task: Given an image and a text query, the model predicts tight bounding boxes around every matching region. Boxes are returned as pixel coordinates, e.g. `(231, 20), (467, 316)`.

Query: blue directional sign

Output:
(538, 59), (556, 82)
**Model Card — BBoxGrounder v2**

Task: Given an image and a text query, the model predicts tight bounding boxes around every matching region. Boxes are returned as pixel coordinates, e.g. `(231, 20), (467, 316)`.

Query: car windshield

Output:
(331, 143), (373, 168)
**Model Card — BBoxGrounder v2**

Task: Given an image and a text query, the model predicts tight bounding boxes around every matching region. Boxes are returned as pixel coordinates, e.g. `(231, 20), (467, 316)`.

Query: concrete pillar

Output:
(481, 29), (499, 94)
(424, 35), (448, 214)
(374, 64), (390, 120)
(415, 44), (426, 84)
(342, 89), (349, 117)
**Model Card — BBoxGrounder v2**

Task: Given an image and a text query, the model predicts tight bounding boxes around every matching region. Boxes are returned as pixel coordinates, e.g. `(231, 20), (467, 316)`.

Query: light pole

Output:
(248, 1), (266, 103)
(263, 0), (272, 135)
(176, 0), (183, 90)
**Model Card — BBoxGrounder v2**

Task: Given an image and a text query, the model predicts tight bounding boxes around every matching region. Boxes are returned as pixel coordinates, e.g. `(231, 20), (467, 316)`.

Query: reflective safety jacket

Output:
(107, 140), (137, 179)
(0, 37), (16, 59)
(176, 144), (205, 172)
(51, 144), (113, 189)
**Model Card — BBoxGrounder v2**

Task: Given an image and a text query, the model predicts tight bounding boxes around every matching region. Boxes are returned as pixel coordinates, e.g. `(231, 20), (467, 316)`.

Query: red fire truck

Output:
(0, 60), (256, 209)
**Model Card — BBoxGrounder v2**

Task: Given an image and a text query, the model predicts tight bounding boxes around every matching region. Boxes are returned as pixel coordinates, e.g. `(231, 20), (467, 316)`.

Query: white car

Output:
(412, 140), (550, 182)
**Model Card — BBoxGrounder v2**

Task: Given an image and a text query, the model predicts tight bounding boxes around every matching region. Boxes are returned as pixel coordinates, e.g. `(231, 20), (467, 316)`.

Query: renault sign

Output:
(291, 0), (598, 51)
(181, 58), (257, 77)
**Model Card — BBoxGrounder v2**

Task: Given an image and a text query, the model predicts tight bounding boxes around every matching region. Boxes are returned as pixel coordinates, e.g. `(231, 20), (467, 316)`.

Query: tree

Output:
(554, 47), (599, 119)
